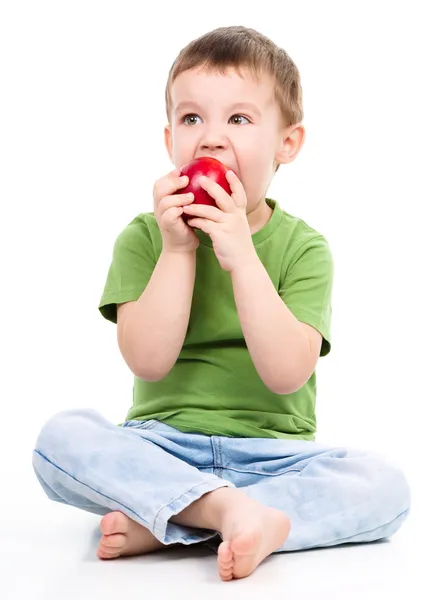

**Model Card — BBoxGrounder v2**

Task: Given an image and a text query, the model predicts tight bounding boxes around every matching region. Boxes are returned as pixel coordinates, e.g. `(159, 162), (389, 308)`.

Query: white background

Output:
(0, 1), (437, 598)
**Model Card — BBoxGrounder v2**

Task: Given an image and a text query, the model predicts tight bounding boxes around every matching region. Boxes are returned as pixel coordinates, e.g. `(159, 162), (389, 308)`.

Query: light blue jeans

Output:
(32, 409), (411, 551)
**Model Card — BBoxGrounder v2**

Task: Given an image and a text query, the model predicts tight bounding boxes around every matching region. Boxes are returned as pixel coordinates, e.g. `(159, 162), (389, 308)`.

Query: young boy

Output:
(32, 26), (411, 582)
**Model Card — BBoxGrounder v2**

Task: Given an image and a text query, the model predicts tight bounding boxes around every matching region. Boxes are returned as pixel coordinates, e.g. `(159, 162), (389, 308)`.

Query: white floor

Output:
(2, 462), (434, 600)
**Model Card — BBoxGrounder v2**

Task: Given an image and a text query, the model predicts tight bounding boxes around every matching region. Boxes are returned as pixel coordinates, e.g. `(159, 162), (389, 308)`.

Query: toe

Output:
(100, 512), (117, 535)
(100, 533), (126, 549)
(219, 565), (234, 582)
(100, 511), (127, 536)
(218, 541), (235, 582)
(98, 553), (117, 560)
(221, 559), (234, 569)
(97, 547), (118, 560)
(218, 540), (233, 562)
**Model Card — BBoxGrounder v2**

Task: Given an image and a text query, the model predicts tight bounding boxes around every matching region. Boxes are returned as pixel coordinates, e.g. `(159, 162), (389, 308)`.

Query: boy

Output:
(32, 26), (411, 582)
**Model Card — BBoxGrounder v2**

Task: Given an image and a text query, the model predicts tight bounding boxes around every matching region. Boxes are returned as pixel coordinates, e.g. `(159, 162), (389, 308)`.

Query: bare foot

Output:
(217, 502), (290, 581)
(97, 511), (166, 560)
(172, 487), (290, 581)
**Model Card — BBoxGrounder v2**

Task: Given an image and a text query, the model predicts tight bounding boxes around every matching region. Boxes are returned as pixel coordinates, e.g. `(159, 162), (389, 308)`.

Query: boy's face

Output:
(165, 66), (304, 222)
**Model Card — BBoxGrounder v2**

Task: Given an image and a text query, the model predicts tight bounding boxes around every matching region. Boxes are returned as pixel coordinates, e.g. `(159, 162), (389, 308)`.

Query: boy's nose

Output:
(201, 141), (226, 151)
(199, 127), (229, 152)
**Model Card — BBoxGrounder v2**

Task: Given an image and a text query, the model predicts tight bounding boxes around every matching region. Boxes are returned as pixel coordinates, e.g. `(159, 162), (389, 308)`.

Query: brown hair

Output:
(165, 26), (304, 128)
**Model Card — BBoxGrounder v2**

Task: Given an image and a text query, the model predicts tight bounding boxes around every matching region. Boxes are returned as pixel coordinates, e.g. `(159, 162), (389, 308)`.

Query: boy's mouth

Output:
(197, 155), (235, 174)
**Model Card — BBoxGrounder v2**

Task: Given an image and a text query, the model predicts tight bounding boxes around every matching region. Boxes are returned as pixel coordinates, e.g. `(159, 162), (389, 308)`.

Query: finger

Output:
(186, 217), (215, 235)
(182, 203), (225, 222)
(198, 176), (235, 213)
(161, 205), (185, 228)
(153, 171), (179, 200)
(154, 173), (189, 204)
(225, 170), (247, 208)
(157, 192), (194, 217)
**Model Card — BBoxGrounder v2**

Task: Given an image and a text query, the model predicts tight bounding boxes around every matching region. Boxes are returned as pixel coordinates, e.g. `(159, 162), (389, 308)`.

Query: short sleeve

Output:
(98, 218), (158, 324)
(279, 235), (334, 356)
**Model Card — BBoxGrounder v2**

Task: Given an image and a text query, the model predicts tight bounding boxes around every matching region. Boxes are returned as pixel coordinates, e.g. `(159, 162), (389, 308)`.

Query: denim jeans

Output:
(32, 408), (411, 551)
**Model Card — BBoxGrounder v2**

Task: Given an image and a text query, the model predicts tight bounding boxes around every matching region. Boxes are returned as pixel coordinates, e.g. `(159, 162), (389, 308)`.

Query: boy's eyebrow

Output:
(174, 101), (262, 116)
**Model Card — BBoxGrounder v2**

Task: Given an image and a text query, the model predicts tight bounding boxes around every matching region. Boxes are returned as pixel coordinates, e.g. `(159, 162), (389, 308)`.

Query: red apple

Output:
(176, 157), (232, 222)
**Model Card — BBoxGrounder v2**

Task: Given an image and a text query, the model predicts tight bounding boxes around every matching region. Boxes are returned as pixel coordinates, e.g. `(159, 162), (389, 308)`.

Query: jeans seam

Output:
(33, 449), (153, 529)
(218, 465), (303, 476)
(218, 436), (224, 478)
(152, 478), (230, 536)
(122, 420), (157, 430)
(211, 436), (219, 478)
(297, 507), (411, 551)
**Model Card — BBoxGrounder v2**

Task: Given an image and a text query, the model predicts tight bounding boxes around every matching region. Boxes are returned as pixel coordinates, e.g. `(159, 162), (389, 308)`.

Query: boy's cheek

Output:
(172, 141), (199, 166)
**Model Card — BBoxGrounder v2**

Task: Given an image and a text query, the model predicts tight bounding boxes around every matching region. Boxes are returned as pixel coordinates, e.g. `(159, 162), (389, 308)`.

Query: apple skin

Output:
(177, 157), (232, 222)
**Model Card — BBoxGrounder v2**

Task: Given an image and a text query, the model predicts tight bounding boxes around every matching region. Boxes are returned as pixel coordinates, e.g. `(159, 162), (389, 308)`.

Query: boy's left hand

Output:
(182, 170), (256, 272)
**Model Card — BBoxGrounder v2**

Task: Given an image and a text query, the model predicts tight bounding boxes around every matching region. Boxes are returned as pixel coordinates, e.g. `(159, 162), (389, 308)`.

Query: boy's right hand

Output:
(153, 169), (199, 253)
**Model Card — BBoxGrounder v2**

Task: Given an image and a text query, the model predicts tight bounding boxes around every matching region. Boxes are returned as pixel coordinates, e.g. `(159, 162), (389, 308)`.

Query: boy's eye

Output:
(229, 114), (250, 125)
(181, 113), (250, 126)
(182, 114), (201, 126)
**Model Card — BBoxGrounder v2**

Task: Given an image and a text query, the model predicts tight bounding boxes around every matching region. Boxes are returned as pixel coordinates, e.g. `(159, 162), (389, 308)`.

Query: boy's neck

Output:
(248, 199), (274, 234)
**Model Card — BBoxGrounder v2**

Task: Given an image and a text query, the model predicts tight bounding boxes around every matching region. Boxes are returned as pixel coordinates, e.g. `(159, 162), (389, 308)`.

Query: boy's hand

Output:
(182, 171), (256, 272)
(153, 169), (200, 253)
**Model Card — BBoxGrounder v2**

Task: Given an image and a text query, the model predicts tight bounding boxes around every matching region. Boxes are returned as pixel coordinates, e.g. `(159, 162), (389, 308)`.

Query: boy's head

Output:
(164, 26), (305, 219)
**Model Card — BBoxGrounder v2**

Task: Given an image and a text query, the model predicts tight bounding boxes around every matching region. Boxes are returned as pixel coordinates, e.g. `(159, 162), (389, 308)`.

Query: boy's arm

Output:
(117, 249), (196, 381)
(230, 253), (322, 395)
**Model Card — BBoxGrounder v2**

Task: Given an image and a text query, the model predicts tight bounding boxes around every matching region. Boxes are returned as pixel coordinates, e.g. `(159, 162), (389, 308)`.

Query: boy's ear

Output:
(164, 125), (173, 163)
(275, 123), (306, 165)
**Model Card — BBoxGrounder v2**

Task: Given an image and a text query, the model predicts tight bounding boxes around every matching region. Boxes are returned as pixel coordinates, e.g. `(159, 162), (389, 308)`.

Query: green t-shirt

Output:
(98, 198), (333, 440)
